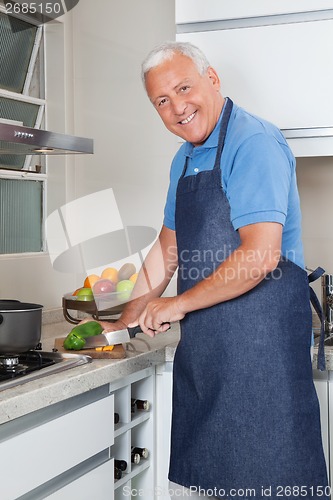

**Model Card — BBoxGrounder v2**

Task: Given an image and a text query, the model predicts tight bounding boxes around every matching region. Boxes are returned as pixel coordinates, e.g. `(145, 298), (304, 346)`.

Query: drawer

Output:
(0, 394), (114, 500)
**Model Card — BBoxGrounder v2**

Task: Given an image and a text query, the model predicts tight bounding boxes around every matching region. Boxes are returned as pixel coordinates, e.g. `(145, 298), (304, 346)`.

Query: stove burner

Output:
(0, 355), (20, 371)
(0, 351), (55, 380)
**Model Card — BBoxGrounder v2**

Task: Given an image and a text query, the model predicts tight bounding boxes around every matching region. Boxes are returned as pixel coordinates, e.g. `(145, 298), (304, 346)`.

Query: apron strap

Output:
(308, 267), (325, 283)
(180, 97), (234, 179)
(308, 267), (326, 371)
(213, 97), (233, 170)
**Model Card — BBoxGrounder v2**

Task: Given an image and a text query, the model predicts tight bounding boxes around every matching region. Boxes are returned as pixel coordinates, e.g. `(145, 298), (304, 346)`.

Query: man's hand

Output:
(129, 296), (185, 337)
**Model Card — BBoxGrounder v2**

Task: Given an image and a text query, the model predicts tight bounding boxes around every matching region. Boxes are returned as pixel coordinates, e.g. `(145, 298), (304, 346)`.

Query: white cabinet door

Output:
(155, 363), (173, 500)
(314, 371), (330, 481)
(176, 0), (333, 24)
(328, 374), (333, 488)
(0, 395), (114, 500)
(46, 460), (114, 500)
(177, 19), (333, 130)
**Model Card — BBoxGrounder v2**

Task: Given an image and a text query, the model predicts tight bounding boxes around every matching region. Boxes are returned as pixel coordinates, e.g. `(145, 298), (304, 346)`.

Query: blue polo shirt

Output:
(163, 100), (305, 268)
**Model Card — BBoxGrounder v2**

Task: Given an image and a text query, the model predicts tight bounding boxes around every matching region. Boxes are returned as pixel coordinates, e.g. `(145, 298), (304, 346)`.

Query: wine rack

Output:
(110, 367), (155, 499)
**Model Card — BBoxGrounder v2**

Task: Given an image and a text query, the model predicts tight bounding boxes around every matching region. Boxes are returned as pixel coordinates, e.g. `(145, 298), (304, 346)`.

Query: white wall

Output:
(70, 0), (177, 228)
(0, 0), (177, 309)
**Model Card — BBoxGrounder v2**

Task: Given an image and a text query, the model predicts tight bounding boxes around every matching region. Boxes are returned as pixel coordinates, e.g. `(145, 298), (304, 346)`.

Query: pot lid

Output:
(0, 300), (43, 311)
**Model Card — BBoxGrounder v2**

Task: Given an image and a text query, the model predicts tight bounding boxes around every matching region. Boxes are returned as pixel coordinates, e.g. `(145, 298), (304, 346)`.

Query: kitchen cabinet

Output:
(155, 362), (173, 499)
(0, 367), (156, 499)
(328, 373), (333, 493)
(176, 0), (333, 24)
(177, 19), (333, 131)
(314, 370), (330, 481)
(0, 386), (114, 500)
(46, 460), (115, 499)
(111, 366), (155, 500)
(176, 4), (333, 157)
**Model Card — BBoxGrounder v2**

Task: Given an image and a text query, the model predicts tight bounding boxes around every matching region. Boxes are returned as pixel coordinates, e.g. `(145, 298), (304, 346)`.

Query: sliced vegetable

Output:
(63, 321), (103, 350)
(63, 333), (86, 350)
(95, 345), (115, 352)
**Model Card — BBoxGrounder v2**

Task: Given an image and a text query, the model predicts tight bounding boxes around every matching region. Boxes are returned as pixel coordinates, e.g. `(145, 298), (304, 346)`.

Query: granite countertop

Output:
(0, 316), (180, 425)
(0, 310), (330, 426)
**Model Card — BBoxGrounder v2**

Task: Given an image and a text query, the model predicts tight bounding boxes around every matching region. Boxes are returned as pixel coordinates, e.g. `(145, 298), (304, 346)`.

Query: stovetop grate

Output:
(0, 351), (92, 392)
(0, 352), (56, 381)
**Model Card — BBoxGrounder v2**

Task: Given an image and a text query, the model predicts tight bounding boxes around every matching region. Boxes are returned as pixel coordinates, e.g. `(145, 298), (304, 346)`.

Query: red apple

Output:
(92, 278), (116, 295)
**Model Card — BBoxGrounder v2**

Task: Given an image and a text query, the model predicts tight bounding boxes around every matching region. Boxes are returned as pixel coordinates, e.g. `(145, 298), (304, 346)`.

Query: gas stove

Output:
(0, 347), (92, 392)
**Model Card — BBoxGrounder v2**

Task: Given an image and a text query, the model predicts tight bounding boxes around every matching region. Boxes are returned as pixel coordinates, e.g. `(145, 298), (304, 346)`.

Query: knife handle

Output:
(127, 325), (143, 338)
(127, 323), (171, 338)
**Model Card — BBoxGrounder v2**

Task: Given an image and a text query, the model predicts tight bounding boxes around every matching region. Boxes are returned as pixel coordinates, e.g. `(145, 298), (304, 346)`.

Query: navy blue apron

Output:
(169, 98), (329, 499)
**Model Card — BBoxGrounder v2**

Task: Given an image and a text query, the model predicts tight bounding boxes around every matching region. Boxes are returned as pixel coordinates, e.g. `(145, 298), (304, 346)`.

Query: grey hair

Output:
(141, 41), (211, 87)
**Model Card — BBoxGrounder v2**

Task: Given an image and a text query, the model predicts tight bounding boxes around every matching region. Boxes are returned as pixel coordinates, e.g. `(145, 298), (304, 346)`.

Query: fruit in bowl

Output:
(76, 287), (94, 301)
(116, 279), (134, 301)
(74, 263), (137, 304)
(118, 263), (136, 281)
(92, 278), (117, 296)
(101, 267), (118, 283)
(83, 274), (100, 288)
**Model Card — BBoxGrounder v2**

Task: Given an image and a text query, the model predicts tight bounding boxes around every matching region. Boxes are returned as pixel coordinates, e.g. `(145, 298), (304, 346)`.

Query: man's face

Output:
(145, 52), (223, 146)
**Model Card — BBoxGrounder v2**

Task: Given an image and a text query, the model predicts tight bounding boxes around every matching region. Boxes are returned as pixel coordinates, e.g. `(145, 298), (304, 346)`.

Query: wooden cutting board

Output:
(54, 338), (126, 359)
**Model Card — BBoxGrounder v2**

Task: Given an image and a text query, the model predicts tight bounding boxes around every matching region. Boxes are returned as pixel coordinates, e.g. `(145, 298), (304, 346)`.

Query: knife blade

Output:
(81, 325), (142, 349)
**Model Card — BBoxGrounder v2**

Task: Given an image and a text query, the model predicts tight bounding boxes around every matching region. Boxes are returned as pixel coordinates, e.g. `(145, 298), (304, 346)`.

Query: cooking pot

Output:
(0, 300), (43, 353)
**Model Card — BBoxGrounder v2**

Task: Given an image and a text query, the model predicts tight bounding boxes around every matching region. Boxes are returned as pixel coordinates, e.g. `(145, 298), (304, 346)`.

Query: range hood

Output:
(0, 122), (93, 155)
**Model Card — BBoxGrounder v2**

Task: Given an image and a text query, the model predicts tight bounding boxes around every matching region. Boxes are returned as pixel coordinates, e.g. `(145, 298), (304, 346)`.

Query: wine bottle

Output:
(114, 412), (120, 424)
(114, 467), (122, 480)
(131, 398), (150, 411)
(131, 452), (141, 464)
(114, 459), (127, 471)
(131, 446), (149, 459)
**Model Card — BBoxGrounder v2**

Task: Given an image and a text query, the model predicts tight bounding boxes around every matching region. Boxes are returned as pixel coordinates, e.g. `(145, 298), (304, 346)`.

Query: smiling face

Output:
(145, 52), (224, 146)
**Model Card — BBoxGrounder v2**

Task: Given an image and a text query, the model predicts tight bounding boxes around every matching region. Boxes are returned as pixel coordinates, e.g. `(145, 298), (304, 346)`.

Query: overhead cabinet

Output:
(176, 0), (333, 24)
(176, 3), (333, 156)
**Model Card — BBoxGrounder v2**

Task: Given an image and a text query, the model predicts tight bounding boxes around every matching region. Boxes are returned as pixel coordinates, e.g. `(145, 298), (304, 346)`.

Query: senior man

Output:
(104, 42), (328, 499)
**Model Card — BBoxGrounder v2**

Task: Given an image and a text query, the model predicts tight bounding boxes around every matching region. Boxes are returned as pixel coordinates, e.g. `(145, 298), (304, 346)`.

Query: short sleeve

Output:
(226, 133), (292, 230)
(163, 181), (176, 230)
(163, 150), (186, 230)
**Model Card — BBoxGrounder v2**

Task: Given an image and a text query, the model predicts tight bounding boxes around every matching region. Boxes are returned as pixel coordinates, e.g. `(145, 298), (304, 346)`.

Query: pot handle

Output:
(0, 314), (3, 325)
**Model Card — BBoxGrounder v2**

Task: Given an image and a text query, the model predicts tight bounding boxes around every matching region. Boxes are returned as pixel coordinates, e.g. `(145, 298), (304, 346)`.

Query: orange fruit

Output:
(83, 274), (100, 288)
(72, 287), (82, 296)
(101, 267), (118, 283)
(129, 273), (138, 284)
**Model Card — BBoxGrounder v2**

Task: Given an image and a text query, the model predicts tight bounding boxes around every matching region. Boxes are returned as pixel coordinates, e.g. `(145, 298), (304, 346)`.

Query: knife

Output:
(81, 325), (143, 349)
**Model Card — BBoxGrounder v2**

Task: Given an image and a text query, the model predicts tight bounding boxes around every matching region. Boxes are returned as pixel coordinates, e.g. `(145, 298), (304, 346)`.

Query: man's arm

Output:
(131, 222), (282, 336)
(100, 225), (178, 332)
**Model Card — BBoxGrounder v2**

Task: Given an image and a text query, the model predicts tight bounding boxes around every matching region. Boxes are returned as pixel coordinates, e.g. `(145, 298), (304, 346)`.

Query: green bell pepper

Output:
(63, 321), (104, 350)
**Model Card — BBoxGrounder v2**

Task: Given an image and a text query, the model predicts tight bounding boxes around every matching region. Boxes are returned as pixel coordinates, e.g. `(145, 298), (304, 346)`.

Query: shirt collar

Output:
(184, 98), (227, 157)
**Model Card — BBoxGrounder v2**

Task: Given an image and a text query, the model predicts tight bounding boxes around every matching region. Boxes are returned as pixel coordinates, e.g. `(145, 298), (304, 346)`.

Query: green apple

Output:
(116, 280), (134, 302)
(76, 287), (94, 301)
